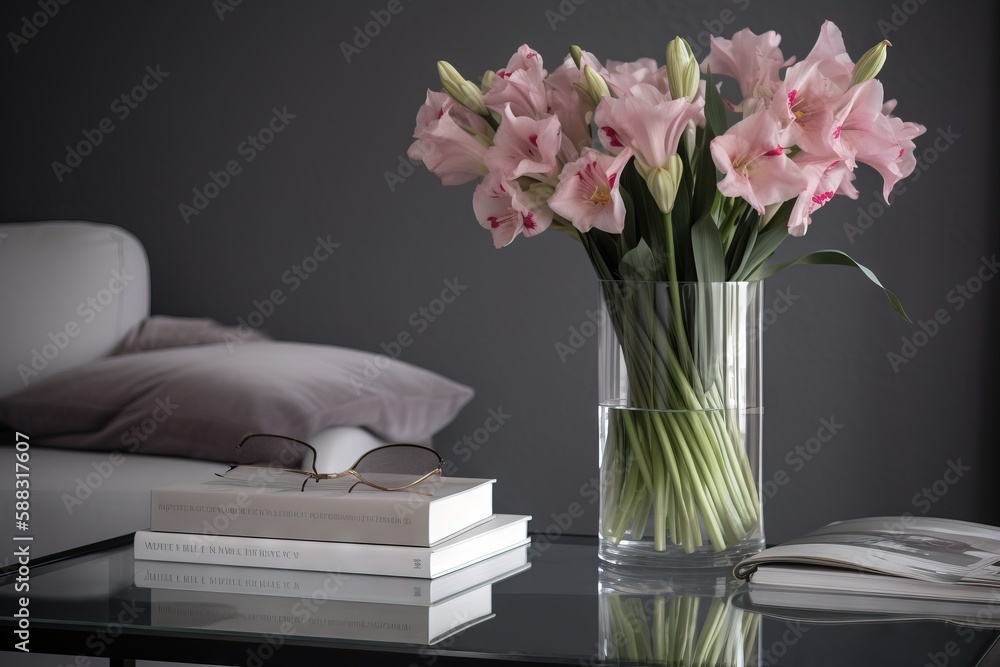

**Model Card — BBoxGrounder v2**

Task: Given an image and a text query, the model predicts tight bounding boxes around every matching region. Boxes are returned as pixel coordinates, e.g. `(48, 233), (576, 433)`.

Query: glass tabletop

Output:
(2, 534), (998, 666)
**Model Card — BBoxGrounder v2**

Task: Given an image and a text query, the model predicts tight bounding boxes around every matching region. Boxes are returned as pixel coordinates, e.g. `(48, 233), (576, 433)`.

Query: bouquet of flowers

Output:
(408, 21), (922, 555)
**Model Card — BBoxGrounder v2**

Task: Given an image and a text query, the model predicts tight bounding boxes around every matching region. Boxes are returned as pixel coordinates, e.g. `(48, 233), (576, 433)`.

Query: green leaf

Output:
(702, 68), (728, 139)
(690, 212), (726, 283)
(580, 229), (621, 281)
(620, 159), (666, 273)
(758, 249), (911, 322)
(691, 127), (719, 224)
(725, 215), (759, 280)
(620, 189), (639, 251)
(670, 152), (695, 282)
(620, 238), (660, 282)
(737, 201), (794, 281)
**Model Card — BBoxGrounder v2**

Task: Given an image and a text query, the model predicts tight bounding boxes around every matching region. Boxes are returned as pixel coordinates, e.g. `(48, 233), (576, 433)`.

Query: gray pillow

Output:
(0, 342), (473, 464)
(113, 315), (270, 354)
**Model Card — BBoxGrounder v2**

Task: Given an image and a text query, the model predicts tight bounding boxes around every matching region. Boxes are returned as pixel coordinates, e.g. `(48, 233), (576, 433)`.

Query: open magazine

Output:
(732, 517), (1000, 627)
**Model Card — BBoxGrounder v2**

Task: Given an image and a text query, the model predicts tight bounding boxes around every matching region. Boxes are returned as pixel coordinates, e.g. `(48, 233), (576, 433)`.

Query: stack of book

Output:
(134, 475), (531, 644)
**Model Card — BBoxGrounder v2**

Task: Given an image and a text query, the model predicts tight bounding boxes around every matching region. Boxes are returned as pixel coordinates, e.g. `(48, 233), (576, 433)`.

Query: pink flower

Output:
(407, 90), (493, 185)
(604, 58), (669, 97)
(803, 20), (855, 91)
(483, 44), (548, 119)
(702, 28), (793, 113)
(856, 115), (926, 201)
(548, 148), (634, 234)
(772, 61), (841, 158)
(545, 56), (596, 153)
(831, 79), (897, 169)
(787, 158), (856, 236)
(711, 110), (808, 214)
(472, 172), (552, 248)
(594, 83), (703, 171)
(483, 104), (562, 182)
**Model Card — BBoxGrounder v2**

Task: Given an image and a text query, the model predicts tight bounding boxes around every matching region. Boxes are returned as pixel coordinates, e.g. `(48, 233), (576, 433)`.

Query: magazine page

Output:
(734, 517), (1000, 583)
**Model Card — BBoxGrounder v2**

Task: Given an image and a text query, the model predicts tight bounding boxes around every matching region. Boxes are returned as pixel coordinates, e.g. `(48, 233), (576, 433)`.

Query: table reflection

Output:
(598, 564), (760, 666)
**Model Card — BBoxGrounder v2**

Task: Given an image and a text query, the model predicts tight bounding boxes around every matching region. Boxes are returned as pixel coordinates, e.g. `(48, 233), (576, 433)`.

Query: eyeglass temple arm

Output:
(235, 433), (321, 475)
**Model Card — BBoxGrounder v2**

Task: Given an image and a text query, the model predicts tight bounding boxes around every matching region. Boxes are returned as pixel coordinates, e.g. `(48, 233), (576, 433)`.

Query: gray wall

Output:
(2, 0), (997, 543)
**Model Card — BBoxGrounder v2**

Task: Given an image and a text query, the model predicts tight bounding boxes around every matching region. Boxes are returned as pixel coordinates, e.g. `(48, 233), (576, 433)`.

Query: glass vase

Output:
(599, 564), (761, 666)
(598, 280), (764, 567)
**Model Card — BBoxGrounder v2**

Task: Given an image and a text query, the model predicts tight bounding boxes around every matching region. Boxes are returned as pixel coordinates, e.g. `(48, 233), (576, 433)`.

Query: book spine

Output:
(150, 589), (433, 644)
(134, 530), (436, 578)
(149, 485), (435, 546)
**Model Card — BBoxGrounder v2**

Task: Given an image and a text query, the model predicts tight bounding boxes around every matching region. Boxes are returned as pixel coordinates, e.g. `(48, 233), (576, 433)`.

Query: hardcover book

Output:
(149, 581), (495, 645)
(134, 544), (530, 606)
(149, 476), (495, 546)
(734, 516), (1000, 626)
(135, 513), (530, 578)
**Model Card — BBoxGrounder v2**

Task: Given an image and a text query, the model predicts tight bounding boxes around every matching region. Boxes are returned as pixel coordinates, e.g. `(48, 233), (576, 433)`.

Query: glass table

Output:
(2, 534), (998, 666)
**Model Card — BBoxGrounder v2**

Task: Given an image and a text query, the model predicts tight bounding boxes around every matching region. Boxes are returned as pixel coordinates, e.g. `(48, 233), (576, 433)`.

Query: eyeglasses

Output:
(217, 433), (445, 493)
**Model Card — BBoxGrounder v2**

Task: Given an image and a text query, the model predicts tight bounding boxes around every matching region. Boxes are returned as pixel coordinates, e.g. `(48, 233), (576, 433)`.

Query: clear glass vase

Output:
(599, 564), (761, 666)
(598, 280), (764, 567)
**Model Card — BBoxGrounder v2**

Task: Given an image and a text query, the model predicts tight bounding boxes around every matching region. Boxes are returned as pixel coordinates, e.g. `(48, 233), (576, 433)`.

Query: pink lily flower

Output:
(483, 44), (548, 119)
(548, 148), (634, 234)
(773, 60), (841, 158)
(545, 55), (598, 153)
(408, 90), (493, 185)
(701, 28), (793, 114)
(484, 104), (563, 182)
(711, 110), (808, 214)
(831, 79), (897, 170)
(605, 58), (669, 97)
(856, 115), (926, 201)
(787, 158), (856, 236)
(804, 20), (855, 91)
(594, 83), (703, 172)
(473, 172), (552, 248)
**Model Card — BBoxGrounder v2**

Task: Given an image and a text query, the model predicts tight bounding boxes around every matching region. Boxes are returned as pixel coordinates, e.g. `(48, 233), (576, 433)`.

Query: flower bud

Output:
(438, 60), (489, 117)
(528, 181), (556, 200)
(645, 154), (684, 214)
(850, 40), (891, 87)
(666, 37), (699, 101)
(480, 70), (495, 93)
(569, 45), (583, 69)
(583, 65), (610, 106)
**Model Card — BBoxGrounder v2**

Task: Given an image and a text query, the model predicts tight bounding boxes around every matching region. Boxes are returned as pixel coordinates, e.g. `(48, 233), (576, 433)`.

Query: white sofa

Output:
(0, 222), (392, 563)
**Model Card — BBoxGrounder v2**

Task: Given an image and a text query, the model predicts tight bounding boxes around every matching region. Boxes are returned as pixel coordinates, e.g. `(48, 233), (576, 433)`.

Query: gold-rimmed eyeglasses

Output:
(216, 433), (444, 492)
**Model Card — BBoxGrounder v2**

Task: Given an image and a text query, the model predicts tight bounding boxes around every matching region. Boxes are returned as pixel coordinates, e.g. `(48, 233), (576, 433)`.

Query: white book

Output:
(134, 543), (530, 605)
(150, 476), (495, 546)
(135, 514), (530, 578)
(149, 581), (495, 645)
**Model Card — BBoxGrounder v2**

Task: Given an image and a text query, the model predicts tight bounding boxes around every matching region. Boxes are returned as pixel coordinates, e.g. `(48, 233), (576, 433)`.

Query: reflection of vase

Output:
(598, 281), (765, 567)
(599, 564), (761, 666)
